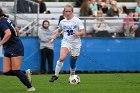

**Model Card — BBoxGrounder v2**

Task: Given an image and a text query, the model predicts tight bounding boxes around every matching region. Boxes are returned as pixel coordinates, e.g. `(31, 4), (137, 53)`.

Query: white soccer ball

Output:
(69, 75), (80, 84)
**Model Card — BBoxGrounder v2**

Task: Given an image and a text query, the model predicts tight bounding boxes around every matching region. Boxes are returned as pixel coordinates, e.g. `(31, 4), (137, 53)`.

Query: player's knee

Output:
(59, 55), (67, 62)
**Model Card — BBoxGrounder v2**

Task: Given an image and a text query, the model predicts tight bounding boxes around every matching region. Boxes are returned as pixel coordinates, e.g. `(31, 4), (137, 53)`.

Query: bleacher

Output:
(0, 1), (138, 36)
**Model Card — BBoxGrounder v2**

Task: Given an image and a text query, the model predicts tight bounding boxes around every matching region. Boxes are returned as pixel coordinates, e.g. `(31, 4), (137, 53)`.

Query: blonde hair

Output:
(64, 4), (74, 12)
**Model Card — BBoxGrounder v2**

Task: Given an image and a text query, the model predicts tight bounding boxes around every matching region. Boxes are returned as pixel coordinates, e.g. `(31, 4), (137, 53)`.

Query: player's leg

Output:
(55, 47), (69, 76)
(11, 56), (35, 91)
(3, 56), (15, 76)
(49, 47), (69, 82)
(70, 48), (80, 75)
(70, 56), (77, 75)
(3, 56), (31, 81)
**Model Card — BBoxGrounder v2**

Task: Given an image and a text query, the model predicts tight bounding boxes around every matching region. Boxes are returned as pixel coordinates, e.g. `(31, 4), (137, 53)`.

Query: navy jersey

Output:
(0, 17), (17, 36)
(0, 17), (19, 47)
(0, 17), (24, 57)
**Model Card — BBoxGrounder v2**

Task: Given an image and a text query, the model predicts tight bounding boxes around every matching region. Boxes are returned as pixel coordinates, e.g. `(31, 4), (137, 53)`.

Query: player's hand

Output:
(49, 39), (54, 44)
(0, 42), (2, 46)
(73, 32), (79, 36)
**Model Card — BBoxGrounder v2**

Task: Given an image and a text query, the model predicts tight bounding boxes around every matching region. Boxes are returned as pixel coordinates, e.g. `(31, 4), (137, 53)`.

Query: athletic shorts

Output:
(61, 40), (81, 56)
(4, 40), (24, 57)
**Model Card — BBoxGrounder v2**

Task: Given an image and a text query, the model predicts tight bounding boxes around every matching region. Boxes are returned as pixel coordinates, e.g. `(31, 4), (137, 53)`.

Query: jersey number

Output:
(67, 30), (73, 36)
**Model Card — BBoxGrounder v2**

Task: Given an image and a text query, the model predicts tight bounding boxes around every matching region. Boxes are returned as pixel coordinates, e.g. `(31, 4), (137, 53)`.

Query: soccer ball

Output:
(69, 75), (80, 84)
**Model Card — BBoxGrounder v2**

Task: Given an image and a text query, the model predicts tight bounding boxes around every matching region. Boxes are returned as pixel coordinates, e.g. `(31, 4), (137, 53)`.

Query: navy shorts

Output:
(4, 40), (24, 57)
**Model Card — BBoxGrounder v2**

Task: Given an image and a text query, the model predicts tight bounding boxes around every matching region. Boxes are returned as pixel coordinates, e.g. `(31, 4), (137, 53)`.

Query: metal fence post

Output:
(14, 0), (17, 25)
(36, 3), (40, 36)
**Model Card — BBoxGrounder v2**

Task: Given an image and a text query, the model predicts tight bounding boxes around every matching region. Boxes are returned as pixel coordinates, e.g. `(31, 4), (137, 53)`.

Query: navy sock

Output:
(3, 70), (15, 76)
(21, 70), (26, 74)
(12, 70), (32, 88)
(3, 70), (26, 76)
(70, 56), (77, 69)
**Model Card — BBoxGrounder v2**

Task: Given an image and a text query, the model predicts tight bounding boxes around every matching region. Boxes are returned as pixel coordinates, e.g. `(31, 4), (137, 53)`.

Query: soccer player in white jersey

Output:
(49, 4), (85, 82)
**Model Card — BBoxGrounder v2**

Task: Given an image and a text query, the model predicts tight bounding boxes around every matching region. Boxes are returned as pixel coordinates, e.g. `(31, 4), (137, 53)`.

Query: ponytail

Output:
(3, 14), (9, 18)
(0, 8), (8, 18)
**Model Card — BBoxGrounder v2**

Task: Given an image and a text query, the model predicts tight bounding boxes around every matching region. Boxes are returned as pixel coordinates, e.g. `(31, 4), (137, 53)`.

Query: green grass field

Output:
(0, 73), (140, 93)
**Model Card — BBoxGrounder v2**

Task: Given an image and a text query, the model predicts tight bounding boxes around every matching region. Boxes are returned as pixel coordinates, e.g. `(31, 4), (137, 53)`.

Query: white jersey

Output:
(58, 16), (84, 56)
(58, 16), (84, 44)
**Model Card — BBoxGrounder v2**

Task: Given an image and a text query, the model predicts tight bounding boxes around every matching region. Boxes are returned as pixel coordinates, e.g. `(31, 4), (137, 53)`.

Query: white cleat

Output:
(26, 69), (32, 83)
(27, 87), (35, 91)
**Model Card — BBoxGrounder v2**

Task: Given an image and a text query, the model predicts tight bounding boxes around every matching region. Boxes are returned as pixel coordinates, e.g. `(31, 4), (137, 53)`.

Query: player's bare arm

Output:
(0, 29), (11, 46)
(49, 29), (62, 44)
(73, 29), (85, 36)
(15, 26), (20, 37)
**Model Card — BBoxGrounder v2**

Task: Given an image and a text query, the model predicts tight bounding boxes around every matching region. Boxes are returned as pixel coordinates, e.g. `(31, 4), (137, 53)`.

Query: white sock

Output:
(70, 68), (76, 75)
(55, 60), (63, 77)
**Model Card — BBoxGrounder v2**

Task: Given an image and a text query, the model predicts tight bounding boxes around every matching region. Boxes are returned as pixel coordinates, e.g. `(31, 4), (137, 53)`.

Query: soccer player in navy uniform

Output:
(0, 8), (35, 91)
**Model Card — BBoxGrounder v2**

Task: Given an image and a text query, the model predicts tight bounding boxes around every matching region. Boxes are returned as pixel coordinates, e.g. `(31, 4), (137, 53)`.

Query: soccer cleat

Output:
(49, 75), (58, 82)
(26, 69), (32, 83)
(27, 87), (35, 91)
